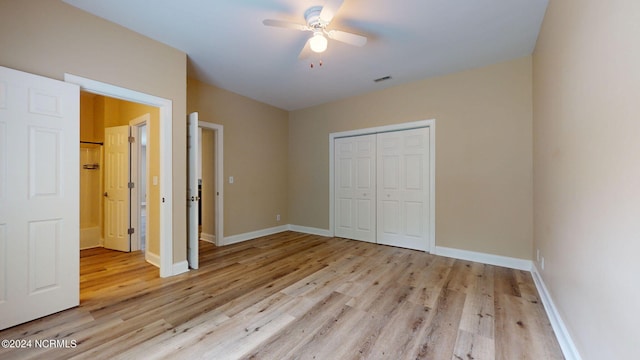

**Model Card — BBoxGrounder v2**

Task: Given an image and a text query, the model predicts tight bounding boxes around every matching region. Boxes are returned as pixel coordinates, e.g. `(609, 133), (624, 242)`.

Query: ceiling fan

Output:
(262, 0), (367, 59)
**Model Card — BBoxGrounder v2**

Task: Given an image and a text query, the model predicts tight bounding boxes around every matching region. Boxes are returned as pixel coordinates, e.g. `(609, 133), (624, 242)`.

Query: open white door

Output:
(187, 112), (199, 269)
(0, 66), (79, 329)
(104, 125), (131, 252)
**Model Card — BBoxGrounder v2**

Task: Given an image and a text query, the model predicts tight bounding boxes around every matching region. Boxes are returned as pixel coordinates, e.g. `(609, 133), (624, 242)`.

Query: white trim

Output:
(331, 120), (433, 138)
(329, 119), (436, 252)
(288, 225), (332, 237)
(79, 244), (103, 250)
(145, 251), (160, 268)
(129, 114), (150, 257)
(65, 73), (174, 278)
(531, 264), (582, 360)
(200, 232), (216, 243)
(198, 121), (224, 246)
(223, 225), (289, 246)
(434, 246), (532, 271)
(172, 261), (189, 276)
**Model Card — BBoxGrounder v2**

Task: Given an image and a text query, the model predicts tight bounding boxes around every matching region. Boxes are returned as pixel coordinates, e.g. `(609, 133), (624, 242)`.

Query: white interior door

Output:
(334, 134), (376, 243)
(187, 112), (199, 269)
(0, 66), (79, 329)
(377, 127), (430, 251)
(104, 125), (131, 252)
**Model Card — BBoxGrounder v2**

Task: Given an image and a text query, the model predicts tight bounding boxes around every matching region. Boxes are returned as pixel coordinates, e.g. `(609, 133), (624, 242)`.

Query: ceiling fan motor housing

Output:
(305, 6), (327, 29)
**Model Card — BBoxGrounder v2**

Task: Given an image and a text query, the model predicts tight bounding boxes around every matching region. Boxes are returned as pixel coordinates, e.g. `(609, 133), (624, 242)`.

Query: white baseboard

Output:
(434, 246), (532, 271)
(531, 264), (582, 360)
(79, 244), (103, 250)
(145, 251), (160, 268)
(217, 224), (330, 247)
(222, 225), (289, 245)
(200, 232), (216, 243)
(172, 260), (189, 276)
(288, 224), (332, 237)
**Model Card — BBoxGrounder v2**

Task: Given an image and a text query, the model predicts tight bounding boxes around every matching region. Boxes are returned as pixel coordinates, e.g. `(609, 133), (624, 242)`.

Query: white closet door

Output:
(377, 127), (430, 251)
(334, 134), (376, 242)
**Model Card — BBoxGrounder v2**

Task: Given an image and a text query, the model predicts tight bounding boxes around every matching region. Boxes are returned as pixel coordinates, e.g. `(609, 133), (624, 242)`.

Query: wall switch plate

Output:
(229, 176), (234, 184)
(541, 256), (545, 271)
(537, 249), (540, 262)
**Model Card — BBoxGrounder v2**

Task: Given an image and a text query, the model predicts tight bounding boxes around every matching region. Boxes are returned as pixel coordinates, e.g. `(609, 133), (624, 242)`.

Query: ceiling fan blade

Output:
(298, 38), (313, 60)
(319, 0), (344, 23)
(327, 30), (367, 47)
(262, 19), (309, 31)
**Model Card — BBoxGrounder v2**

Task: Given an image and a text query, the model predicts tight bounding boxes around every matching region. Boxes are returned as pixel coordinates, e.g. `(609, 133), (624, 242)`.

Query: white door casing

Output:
(187, 112), (199, 269)
(104, 125), (131, 252)
(130, 114), (149, 253)
(64, 74), (176, 277)
(0, 66), (79, 330)
(334, 134), (376, 243)
(199, 121), (224, 247)
(376, 127), (430, 251)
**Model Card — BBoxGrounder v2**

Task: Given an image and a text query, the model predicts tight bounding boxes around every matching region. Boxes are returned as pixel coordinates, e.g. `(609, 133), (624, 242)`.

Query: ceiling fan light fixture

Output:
(309, 32), (328, 53)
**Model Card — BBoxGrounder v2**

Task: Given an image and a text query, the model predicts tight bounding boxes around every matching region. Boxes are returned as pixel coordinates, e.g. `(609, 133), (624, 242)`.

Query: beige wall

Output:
(187, 78), (289, 237)
(289, 57), (533, 259)
(0, 0), (187, 263)
(532, 0), (640, 358)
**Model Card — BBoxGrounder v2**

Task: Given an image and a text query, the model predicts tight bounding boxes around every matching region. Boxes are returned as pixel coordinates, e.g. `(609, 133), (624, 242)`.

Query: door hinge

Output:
(128, 182), (135, 189)
(128, 136), (135, 143)
(128, 228), (135, 235)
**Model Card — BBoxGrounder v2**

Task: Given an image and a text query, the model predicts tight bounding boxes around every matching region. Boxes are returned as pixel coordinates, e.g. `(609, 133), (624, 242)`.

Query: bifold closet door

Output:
(334, 134), (376, 243)
(377, 127), (430, 251)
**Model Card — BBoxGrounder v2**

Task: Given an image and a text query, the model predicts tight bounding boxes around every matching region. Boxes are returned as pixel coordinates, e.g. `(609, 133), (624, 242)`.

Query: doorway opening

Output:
(198, 125), (223, 245)
(130, 117), (149, 253)
(79, 92), (155, 262)
(187, 118), (224, 270)
(67, 73), (174, 277)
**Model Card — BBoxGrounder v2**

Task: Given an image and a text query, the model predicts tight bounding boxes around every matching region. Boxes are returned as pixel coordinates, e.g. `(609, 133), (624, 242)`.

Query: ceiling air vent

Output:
(374, 75), (392, 83)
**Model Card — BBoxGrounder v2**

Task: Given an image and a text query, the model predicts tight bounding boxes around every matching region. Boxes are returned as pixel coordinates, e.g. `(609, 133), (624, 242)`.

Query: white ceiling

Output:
(63, 0), (548, 111)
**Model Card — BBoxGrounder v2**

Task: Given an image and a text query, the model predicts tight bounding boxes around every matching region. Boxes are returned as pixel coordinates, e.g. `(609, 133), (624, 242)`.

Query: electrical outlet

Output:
(276, 214), (281, 222)
(229, 176), (234, 184)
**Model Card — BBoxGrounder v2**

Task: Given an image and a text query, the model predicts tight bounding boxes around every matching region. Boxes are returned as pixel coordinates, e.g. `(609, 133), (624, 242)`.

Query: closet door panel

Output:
(334, 134), (376, 242)
(377, 127), (430, 251)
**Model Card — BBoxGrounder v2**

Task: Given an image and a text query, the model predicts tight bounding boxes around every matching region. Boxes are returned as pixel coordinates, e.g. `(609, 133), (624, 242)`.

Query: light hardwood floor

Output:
(0, 232), (564, 359)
